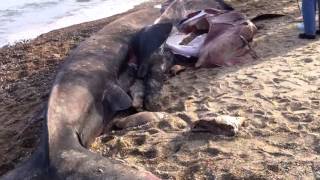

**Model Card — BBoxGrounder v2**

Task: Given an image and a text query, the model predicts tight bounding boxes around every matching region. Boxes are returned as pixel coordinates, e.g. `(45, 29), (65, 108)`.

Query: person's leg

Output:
(317, 0), (320, 34)
(300, 0), (316, 39)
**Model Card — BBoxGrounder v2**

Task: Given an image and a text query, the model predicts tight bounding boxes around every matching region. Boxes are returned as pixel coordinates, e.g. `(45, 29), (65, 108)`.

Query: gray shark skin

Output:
(131, 23), (173, 78)
(1, 7), (172, 180)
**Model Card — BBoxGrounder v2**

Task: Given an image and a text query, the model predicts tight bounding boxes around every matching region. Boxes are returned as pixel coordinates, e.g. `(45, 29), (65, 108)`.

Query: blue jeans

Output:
(302, 0), (317, 35)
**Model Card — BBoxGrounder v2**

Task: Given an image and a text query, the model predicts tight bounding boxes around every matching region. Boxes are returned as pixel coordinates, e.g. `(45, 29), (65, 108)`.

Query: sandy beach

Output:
(0, 0), (319, 179)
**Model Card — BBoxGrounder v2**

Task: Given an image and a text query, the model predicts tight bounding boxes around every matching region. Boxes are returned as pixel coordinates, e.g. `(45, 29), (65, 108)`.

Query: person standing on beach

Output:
(299, 0), (320, 39)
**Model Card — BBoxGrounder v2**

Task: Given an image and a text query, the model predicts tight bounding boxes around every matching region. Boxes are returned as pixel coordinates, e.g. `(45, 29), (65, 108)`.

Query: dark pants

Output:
(302, 0), (319, 35)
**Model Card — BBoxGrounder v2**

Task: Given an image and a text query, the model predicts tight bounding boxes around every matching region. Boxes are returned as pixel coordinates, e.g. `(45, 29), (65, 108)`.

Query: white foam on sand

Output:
(0, 0), (149, 47)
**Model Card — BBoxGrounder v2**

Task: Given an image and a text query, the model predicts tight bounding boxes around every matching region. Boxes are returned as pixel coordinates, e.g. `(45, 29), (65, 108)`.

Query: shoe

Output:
(299, 33), (316, 39)
(316, 30), (320, 35)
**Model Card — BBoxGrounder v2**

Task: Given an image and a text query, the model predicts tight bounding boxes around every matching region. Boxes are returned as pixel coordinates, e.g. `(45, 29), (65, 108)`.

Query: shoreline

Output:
(0, 0), (153, 47)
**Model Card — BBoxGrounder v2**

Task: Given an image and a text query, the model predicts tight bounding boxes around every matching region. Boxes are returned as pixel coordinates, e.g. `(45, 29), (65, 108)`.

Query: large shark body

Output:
(1, 0), (237, 179)
(1, 7), (171, 180)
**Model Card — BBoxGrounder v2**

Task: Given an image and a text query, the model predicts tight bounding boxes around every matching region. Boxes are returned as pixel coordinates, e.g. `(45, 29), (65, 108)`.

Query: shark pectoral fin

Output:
(141, 23), (173, 51)
(103, 85), (132, 112)
(136, 23), (173, 78)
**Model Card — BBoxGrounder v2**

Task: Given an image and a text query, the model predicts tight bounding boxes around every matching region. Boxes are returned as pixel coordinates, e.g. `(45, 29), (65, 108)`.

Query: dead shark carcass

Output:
(1, 7), (173, 180)
(1, 0), (254, 179)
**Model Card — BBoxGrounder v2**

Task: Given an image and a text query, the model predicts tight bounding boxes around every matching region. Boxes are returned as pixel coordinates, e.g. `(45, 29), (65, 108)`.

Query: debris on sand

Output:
(192, 115), (245, 136)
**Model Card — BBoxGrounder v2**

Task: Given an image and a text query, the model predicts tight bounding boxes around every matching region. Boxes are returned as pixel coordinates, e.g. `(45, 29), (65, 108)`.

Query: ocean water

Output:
(0, 0), (150, 47)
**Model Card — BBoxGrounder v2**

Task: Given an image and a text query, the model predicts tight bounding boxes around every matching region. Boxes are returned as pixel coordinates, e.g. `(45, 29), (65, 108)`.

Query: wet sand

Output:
(0, 0), (319, 179)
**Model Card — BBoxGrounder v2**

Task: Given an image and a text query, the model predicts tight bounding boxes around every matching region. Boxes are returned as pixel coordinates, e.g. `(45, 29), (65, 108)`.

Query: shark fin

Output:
(133, 23), (173, 78)
(102, 84), (132, 112)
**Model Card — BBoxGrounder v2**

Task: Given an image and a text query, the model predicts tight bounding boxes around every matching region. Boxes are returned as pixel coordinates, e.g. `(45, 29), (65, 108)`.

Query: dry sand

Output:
(0, 0), (319, 179)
